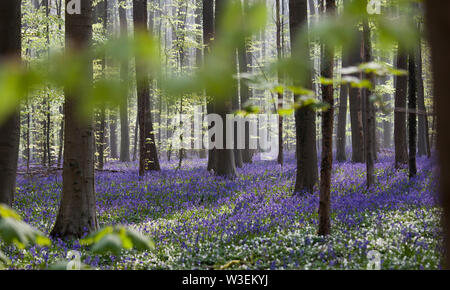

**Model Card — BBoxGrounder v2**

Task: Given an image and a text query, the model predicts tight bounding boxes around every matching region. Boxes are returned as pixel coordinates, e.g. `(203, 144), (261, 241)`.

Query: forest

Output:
(0, 0), (450, 273)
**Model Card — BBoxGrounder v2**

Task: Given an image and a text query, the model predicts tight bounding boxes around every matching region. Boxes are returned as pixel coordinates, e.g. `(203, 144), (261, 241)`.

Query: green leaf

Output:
(278, 108), (294, 116)
(0, 204), (22, 220)
(125, 228), (155, 251)
(82, 225), (155, 256)
(0, 204), (51, 249)
(90, 233), (123, 256)
(0, 218), (49, 249)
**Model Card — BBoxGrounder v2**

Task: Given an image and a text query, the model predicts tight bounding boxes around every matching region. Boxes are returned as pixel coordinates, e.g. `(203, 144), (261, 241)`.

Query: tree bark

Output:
(408, 52), (417, 178)
(290, 0), (318, 194)
(348, 32), (365, 163)
(424, 0), (450, 268)
(318, 0), (336, 237)
(415, 30), (430, 158)
(203, 0), (217, 172)
(133, 0), (160, 175)
(0, 0), (21, 207)
(109, 108), (118, 158)
(394, 44), (408, 168)
(336, 61), (348, 162)
(362, 11), (375, 188)
(276, 0), (284, 166)
(213, 0), (237, 177)
(51, 0), (99, 239)
(119, 0), (131, 162)
(239, 0), (254, 164)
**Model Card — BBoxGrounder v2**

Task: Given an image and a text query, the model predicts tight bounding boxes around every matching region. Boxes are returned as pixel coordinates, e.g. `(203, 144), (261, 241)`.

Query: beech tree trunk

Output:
(408, 52), (417, 178)
(394, 44), (408, 168)
(133, 0), (160, 175)
(290, 0), (318, 194)
(318, 0), (336, 237)
(276, 0), (284, 165)
(363, 11), (375, 188)
(424, 0), (450, 268)
(0, 0), (21, 207)
(336, 55), (349, 162)
(239, 0), (254, 164)
(109, 109), (118, 159)
(95, 0), (108, 170)
(51, 0), (99, 239)
(348, 31), (364, 163)
(416, 30), (430, 158)
(203, 0), (217, 172)
(213, 0), (237, 177)
(119, 0), (131, 162)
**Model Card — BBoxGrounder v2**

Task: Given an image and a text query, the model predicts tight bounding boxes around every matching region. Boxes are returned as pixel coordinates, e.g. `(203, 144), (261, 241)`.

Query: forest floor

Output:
(4, 152), (442, 269)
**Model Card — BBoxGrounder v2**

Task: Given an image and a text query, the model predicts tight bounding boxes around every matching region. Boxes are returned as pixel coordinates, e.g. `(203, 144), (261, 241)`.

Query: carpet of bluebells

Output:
(2, 151), (442, 269)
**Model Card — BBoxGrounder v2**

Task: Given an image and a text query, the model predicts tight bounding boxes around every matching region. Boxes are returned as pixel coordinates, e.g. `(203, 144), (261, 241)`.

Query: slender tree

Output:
(133, 0), (160, 175)
(119, 0), (131, 162)
(290, 0), (318, 194)
(0, 0), (21, 207)
(51, 0), (99, 238)
(362, 8), (375, 187)
(416, 24), (430, 158)
(394, 44), (408, 168)
(408, 51), (417, 178)
(318, 0), (335, 236)
(336, 48), (350, 162)
(348, 32), (365, 163)
(204, 0), (217, 172)
(239, 0), (254, 164)
(276, 0), (284, 165)
(95, 0), (108, 170)
(109, 109), (119, 158)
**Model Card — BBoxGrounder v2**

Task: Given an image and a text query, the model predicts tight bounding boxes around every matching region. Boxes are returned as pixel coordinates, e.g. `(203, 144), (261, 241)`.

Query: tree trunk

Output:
(336, 64), (348, 162)
(425, 0), (450, 269)
(276, 0), (284, 165)
(57, 106), (64, 167)
(394, 44), (408, 168)
(0, 0), (21, 207)
(318, 0), (336, 237)
(119, 0), (131, 162)
(132, 110), (138, 161)
(51, 0), (98, 239)
(232, 4), (243, 169)
(239, 1), (254, 164)
(95, 0), (108, 170)
(381, 72), (392, 148)
(109, 108), (118, 159)
(133, 0), (160, 175)
(290, 0), (318, 194)
(213, 0), (237, 177)
(348, 32), (365, 163)
(416, 30), (430, 158)
(408, 52), (417, 178)
(363, 12), (375, 188)
(203, 0), (217, 172)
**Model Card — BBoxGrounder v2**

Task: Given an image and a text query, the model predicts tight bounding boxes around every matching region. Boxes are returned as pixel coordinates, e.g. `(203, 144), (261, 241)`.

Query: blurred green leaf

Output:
(0, 205), (51, 249)
(81, 225), (154, 256)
